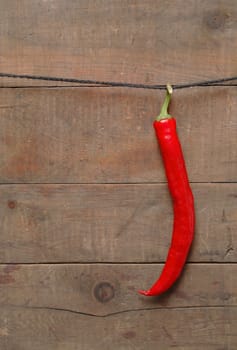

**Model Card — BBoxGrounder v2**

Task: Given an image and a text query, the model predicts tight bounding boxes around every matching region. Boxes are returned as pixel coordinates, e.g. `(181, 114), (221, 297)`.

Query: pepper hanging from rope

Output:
(139, 85), (195, 296)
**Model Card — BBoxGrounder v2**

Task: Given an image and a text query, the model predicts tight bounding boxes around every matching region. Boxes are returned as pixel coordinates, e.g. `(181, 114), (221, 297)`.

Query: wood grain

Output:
(0, 264), (236, 349)
(0, 0), (236, 87)
(1, 306), (236, 350)
(0, 264), (236, 314)
(0, 184), (236, 263)
(0, 87), (237, 183)
(1, 1), (237, 348)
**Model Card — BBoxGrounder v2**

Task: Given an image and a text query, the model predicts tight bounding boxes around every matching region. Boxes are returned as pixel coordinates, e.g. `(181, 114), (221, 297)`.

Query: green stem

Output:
(156, 84), (172, 121)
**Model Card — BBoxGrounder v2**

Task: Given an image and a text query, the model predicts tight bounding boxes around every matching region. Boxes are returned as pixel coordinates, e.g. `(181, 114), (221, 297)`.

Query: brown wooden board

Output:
(1, 0), (237, 349)
(0, 264), (236, 349)
(0, 264), (236, 314)
(0, 184), (236, 263)
(0, 0), (237, 87)
(0, 87), (237, 183)
(1, 306), (236, 350)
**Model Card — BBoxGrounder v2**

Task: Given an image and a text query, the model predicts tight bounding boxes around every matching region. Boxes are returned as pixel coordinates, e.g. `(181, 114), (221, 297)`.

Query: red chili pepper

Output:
(139, 85), (195, 296)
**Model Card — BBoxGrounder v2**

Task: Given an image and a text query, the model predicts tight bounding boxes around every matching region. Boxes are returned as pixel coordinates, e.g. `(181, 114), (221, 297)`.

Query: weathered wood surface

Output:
(1, 0), (237, 349)
(1, 184), (236, 263)
(1, 305), (236, 350)
(1, 264), (236, 314)
(0, 264), (236, 349)
(0, 0), (236, 87)
(0, 87), (237, 183)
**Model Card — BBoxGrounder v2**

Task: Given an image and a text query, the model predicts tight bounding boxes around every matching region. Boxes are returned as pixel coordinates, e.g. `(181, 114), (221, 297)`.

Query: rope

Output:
(0, 72), (237, 90)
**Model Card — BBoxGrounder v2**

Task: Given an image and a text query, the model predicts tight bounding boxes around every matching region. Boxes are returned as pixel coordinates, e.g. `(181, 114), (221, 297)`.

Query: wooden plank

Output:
(1, 306), (236, 350)
(1, 2), (236, 349)
(0, 264), (236, 314)
(0, 184), (236, 263)
(0, 87), (237, 183)
(0, 0), (236, 87)
(0, 264), (236, 349)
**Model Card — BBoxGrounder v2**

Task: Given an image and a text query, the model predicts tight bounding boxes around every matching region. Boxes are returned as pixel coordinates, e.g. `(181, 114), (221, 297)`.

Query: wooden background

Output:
(0, 1), (237, 349)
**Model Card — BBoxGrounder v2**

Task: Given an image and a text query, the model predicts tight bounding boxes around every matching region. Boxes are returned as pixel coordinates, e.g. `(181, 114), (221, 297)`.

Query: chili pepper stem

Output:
(156, 84), (173, 121)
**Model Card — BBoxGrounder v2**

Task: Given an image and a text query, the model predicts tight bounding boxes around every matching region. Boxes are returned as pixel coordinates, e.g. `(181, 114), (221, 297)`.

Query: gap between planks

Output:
(0, 181), (237, 185)
(0, 262), (236, 265)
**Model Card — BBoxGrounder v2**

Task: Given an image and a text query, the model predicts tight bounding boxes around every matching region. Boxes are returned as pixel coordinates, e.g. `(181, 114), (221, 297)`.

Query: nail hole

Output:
(8, 200), (17, 209)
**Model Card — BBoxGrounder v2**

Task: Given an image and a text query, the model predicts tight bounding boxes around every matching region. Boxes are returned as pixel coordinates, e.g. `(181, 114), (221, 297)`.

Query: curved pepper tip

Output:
(138, 289), (151, 296)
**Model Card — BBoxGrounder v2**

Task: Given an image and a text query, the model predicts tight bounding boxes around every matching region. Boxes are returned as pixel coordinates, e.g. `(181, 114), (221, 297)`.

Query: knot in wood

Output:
(93, 282), (115, 303)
